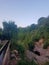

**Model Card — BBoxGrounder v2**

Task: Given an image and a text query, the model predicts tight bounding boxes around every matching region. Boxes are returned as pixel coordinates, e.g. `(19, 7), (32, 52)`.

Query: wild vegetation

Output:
(0, 16), (49, 65)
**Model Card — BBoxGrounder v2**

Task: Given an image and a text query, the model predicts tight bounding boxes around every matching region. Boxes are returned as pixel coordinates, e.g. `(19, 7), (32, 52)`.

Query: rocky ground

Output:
(10, 50), (21, 65)
(25, 38), (49, 65)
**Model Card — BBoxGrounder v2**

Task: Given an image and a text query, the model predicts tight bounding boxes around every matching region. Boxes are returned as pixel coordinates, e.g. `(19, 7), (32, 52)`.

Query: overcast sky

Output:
(0, 0), (49, 27)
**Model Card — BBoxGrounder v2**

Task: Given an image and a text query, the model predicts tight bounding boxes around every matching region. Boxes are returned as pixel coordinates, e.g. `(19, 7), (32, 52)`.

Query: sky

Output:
(0, 0), (49, 27)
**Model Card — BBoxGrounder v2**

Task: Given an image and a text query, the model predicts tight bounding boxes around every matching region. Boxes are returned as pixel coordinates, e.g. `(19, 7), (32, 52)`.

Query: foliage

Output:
(38, 17), (46, 26)
(11, 43), (25, 58)
(17, 59), (38, 65)
(3, 21), (17, 40)
(28, 41), (35, 51)
(16, 44), (25, 58)
(0, 16), (49, 56)
(43, 40), (49, 49)
(44, 62), (49, 65)
(0, 16), (49, 65)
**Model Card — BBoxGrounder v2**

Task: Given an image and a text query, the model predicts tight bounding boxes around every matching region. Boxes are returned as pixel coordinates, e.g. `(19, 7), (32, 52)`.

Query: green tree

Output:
(3, 21), (17, 40)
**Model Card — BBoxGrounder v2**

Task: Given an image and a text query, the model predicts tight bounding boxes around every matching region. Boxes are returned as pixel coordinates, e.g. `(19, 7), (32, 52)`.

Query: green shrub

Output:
(43, 40), (49, 49)
(17, 59), (38, 65)
(15, 44), (25, 58)
(28, 41), (35, 51)
(17, 60), (29, 65)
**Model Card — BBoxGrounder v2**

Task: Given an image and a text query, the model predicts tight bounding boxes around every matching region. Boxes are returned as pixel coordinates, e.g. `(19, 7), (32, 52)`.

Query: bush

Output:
(17, 60), (29, 65)
(16, 44), (25, 58)
(17, 59), (38, 65)
(28, 41), (35, 51)
(43, 40), (49, 49)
